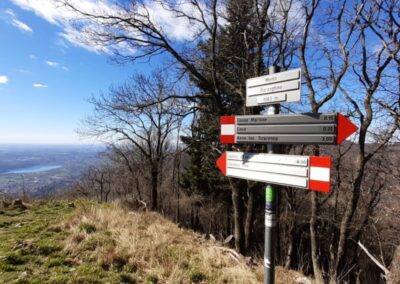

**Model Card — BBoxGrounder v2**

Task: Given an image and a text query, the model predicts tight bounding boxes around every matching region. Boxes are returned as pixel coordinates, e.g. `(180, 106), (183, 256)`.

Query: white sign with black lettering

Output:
(246, 68), (301, 106)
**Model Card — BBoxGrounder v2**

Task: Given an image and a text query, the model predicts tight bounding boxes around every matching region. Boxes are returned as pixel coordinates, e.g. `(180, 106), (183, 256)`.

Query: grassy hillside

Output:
(0, 201), (308, 283)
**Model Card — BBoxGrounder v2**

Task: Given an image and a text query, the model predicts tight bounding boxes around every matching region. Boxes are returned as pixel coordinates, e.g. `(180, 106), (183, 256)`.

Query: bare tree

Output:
(77, 165), (113, 203)
(300, 0), (399, 282)
(78, 71), (183, 210)
(300, 0), (365, 281)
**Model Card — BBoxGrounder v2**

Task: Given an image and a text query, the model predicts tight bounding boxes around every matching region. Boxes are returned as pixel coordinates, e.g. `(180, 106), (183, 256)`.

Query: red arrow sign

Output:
(216, 151), (331, 192)
(216, 151), (227, 176)
(336, 113), (358, 145)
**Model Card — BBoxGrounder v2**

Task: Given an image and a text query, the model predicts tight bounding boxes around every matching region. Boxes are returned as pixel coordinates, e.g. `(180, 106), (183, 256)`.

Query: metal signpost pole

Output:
(264, 66), (279, 284)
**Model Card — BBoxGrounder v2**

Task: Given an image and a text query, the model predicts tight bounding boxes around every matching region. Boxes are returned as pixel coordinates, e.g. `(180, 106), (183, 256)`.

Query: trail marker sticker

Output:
(246, 68), (301, 106)
(220, 113), (357, 145)
(216, 151), (332, 192)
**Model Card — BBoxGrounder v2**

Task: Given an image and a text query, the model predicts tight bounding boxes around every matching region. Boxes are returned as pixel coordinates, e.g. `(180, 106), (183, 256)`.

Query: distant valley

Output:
(0, 144), (104, 197)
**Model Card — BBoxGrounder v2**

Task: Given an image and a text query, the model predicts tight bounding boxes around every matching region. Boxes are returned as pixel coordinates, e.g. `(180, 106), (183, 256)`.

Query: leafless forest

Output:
(48, 0), (400, 283)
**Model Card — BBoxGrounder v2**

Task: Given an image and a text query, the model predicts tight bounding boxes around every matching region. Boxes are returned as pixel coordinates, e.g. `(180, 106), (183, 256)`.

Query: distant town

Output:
(0, 144), (103, 197)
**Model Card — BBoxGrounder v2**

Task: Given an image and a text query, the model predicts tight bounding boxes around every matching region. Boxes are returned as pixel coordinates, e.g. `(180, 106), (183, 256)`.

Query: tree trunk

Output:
(226, 205), (231, 236)
(333, 155), (365, 282)
(284, 226), (294, 269)
(244, 188), (255, 253)
(231, 179), (245, 254)
(388, 245), (400, 284)
(310, 191), (325, 284)
(135, 177), (142, 201)
(176, 186), (180, 223)
(150, 164), (159, 211)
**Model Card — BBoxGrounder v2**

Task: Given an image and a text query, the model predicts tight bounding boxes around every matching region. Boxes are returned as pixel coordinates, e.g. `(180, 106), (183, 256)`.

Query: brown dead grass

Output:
(62, 202), (310, 283)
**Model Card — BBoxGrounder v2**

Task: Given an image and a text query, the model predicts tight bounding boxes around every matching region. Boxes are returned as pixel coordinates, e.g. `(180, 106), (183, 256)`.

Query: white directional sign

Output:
(216, 151), (331, 192)
(246, 68), (301, 106)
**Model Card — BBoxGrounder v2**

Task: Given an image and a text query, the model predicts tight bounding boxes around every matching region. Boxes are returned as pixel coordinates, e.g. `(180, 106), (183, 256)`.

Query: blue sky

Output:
(0, 0), (377, 145)
(0, 0), (155, 144)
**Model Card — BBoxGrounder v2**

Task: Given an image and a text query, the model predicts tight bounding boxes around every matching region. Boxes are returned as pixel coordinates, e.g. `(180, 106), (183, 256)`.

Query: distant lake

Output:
(4, 165), (62, 174)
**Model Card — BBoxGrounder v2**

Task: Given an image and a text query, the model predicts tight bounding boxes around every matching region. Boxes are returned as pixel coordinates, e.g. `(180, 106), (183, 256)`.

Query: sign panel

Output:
(220, 113), (358, 145)
(216, 151), (331, 192)
(246, 68), (301, 106)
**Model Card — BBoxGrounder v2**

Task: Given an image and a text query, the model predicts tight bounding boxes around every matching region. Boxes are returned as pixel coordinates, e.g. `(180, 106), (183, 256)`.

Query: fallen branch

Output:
(358, 241), (390, 277)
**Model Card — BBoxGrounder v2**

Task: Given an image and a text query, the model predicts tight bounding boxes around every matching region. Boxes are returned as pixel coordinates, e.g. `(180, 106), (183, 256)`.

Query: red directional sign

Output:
(220, 113), (357, 145)
(216, 151), (331, 192)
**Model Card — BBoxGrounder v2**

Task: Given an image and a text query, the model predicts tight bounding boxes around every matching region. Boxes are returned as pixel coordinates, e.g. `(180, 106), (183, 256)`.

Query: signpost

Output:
(246, 68), (301, 106)
(216, 66), (358, 284)
(262, 66), (280, 284)
(216, 151), (332, 192)
(220, 113), (358, 145)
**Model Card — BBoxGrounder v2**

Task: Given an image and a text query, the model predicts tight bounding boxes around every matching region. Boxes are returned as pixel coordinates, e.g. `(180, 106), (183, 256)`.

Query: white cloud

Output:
(4, 9), (16, 18)
(19, 69), (30, 73)
(11, 18), (33, 33)
(45, 60), (69, 71)
(46, 60), (59, 67)
(143, 1), (209, 41)
(0, 75), (8, 84)
(58, 26), (108, 54)
(2, 8), (33, 33)
(33, 83), (48, 88)
(10, 0), (123, 53)
(9, 0), (222, 54)
(29, 54), (37, 60)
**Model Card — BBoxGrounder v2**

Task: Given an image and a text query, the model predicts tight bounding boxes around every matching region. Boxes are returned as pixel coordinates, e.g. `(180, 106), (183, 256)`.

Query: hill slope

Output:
(0, 201), (308, 283)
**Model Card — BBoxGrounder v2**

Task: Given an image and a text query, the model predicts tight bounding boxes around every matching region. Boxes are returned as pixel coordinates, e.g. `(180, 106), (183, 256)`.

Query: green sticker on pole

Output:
(266, 185), (274, 203)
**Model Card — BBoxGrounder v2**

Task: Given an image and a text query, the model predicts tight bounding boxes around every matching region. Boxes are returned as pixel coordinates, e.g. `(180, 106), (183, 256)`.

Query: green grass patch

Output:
(0, 202), (74, 282)
(146, 274), (159, 284)
(0, 200), (151, 284)
(0, 260), (16, 272)
(79, 222), (96, 234)
(4, 252), (28, 265)
(0, 221), (11, 228)
(37, 244), (62, 256)
(46, 257), (66, 268)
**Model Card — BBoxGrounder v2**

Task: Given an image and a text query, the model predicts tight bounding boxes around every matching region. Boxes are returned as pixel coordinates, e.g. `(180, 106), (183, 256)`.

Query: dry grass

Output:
(62, 202), (310, 283)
